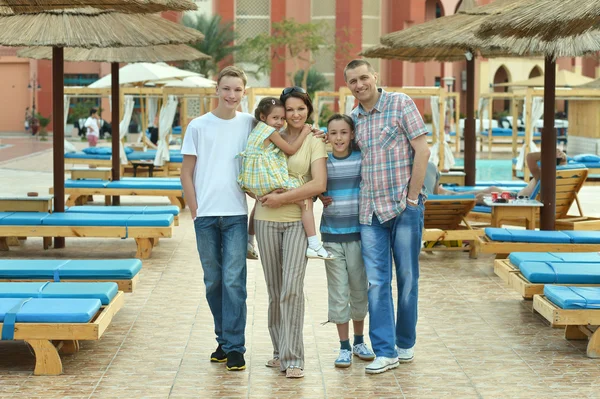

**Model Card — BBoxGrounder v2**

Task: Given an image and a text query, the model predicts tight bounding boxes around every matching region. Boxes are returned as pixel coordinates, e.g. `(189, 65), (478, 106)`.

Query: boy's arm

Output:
(180, 155), (198, 219)
(269, 125), (311, 156)
(526, 151), (542, 181)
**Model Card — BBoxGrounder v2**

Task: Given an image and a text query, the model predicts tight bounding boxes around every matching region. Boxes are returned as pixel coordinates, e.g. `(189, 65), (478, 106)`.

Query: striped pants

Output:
(255, 220), (308, 371)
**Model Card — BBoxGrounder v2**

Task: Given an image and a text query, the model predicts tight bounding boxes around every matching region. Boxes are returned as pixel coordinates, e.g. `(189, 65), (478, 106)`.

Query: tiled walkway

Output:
(1, 153), (600, 398)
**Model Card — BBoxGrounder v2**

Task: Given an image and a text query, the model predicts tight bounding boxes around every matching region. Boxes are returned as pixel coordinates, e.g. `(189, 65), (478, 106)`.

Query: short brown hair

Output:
(217, 65), (247, 87)
(344, 59), (376, 82)
(254, 97), (284, 120)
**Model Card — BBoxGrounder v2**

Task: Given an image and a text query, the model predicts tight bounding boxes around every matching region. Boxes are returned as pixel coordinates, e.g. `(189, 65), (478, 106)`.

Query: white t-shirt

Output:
(84, 117), (100, 137)
(181, 111), (255, 217)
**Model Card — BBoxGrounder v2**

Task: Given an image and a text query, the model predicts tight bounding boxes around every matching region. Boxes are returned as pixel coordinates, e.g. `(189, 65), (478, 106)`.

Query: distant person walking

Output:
(24, 107), (31, 134)
(84, 108), (100, 147)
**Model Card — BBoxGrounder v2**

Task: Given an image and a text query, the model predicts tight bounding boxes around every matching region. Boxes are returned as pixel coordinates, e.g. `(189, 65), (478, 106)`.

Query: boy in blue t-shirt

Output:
(319, 114), (375, 368)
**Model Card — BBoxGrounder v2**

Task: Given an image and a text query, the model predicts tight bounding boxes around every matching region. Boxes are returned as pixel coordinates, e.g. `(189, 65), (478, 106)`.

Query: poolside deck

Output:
(1, 144), (600, 398)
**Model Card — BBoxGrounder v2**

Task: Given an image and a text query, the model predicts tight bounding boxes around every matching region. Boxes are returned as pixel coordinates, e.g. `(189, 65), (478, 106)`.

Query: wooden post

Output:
(454, 92), (461, 154)
(247, 87), (255, 114)
(111, 62), (120, 206)
(52, 47), (65, 249)
(540, 56), (557, 231)
(524, 89), (533, 182)
(438, 90), (446, 171)
(314, 92), (320, 126)
(464, 57), (476, 186)
(511, 97), (520, 158)
(181, 97), (188, 139)
(487, 97), (493, 158)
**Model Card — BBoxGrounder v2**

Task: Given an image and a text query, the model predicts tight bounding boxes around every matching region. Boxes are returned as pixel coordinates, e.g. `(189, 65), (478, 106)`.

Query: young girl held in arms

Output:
(239, 97), (333, 259)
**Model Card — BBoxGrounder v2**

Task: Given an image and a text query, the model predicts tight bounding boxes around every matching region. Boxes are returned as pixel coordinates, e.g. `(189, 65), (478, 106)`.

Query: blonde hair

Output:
(217, 65), (248, 87)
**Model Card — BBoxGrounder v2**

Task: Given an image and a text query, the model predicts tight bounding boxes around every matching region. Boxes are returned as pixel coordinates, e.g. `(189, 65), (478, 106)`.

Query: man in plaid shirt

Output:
(345, 60), (431, 374)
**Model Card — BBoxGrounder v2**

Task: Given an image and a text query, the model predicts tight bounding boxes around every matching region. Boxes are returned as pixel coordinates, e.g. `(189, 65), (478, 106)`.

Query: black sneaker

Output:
(210, 344), (227, 363)
(226, 351), (246, 371)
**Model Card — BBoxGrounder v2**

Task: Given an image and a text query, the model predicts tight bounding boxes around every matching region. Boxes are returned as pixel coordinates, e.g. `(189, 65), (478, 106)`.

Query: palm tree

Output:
(294, 68), (330, 98)
(181, 13), (237, 78)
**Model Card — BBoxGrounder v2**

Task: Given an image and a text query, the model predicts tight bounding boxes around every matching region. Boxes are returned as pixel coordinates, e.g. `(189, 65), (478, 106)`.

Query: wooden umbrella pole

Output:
(464, 56), (476, 186)
(111, 62), (121, 205)
(52, 47), (65, 248)
(540, 56), (557, 231)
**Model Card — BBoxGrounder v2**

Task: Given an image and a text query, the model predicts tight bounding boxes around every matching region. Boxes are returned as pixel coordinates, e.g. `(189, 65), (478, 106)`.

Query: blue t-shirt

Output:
(320, 151), (361, 243)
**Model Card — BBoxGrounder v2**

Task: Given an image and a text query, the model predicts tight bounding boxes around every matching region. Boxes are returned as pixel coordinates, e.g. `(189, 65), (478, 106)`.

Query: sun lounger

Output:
(479, 127), (542, 157)
(493, 252), (600, 298)
(0, 259), (142, 292)
(0, 282), (124, 374)
(66, 205), (180, 226)
(421, 195), (483, 254)
(58, 179), (185, 209)
(65, 149), (183, 177)
(475, 227), (600, 258)
(533, 286), (600, 358)
(0, 212), (173, 259)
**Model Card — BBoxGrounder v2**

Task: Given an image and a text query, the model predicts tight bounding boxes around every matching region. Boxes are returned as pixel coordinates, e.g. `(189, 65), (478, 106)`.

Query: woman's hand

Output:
(318, 194), (333, 208)
(260, 192), (284, 208)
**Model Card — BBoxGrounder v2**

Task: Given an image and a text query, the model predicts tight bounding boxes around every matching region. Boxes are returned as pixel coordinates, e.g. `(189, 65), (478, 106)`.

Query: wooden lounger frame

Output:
(474, 235), (600, 259)
(0, 275), (138, 293)
(494, 259), (600, 299)
(57, 187), (185, 210)
(0, 291), (124, 375)
(422, 197), (482, 256)
(533, 294), (600, 358)
(0, 224), (172, 259)
(65, 158), (181, 177)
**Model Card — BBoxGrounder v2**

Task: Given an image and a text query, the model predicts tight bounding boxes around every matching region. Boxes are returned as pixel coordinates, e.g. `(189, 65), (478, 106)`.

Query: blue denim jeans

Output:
(360, 199), (424, 358)
(194, 215), (248, 354)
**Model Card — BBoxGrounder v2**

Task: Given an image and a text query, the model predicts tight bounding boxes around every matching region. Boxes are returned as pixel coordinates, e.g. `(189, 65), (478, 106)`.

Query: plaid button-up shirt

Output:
(351, 89), (428, 225)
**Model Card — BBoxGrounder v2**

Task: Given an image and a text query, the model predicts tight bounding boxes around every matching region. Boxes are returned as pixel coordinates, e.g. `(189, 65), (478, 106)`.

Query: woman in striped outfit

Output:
(255, 86), (328, 378)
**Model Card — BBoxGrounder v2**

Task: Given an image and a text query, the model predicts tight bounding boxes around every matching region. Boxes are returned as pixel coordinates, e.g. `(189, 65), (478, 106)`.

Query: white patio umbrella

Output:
(88, 62), (199, 88)
(152, 75), (217, 88)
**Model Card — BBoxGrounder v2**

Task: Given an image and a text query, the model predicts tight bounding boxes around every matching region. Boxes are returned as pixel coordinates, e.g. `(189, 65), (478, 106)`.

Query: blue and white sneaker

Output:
(334, 349), (352, 368)
(395, 345), (414, 363)
(352, 343), (375, 361)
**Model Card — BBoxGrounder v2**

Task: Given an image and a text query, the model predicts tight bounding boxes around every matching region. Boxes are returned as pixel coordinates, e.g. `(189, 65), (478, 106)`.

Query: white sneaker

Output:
(334, 349), (352, 368)
(395, 345), (414, 363)
(247, 242), (259, 260)
(352, 342), (375, 361)
(306, 245), (335, 260)
(365, 356), (399, 374)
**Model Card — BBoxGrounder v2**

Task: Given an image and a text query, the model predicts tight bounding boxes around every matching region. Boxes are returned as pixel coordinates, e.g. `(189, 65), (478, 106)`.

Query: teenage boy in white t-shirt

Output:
(180, 66), (255, 372)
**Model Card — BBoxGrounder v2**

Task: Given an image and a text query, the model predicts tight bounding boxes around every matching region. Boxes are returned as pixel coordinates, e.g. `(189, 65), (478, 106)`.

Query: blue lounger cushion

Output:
(426, 194), (475, 201)
(65, 152), (111, 160)
(472, 205), (491, 213)
(573, 154), (600, 163)
(446, 186), (520, 193)
(544, 286), (600, 309)
(0, 213), (49, 225)
(520, 262), (600, 284)
(0, 212), (173, 227)
(65, 180), (110, 189)
(106, 180), (181, 190)
(508, 252), (600, 267)
(0, 298), (101, 324)
(485, 228), (572, 243)
(0, 259), (142, 280)
(0, 282), (118, 305)
(66, 205), (179, 216)
(82, 147), (133, 155)
(563, 231), (600, 244)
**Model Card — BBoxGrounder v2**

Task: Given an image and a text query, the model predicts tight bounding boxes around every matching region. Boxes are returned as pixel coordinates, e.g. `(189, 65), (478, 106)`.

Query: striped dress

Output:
(237, 121), (302, 197)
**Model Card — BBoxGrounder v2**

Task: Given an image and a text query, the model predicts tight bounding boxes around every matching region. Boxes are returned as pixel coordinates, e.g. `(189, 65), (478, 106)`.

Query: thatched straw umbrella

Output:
(476, 4), (600, 231)
(1, 0), (196, 13)
(374, 0), (526, 187)
(18, 45), (208, 186)
(18, 44), (209, 63)
(0, 7), (202, 246)
(477, 0), (600, 41)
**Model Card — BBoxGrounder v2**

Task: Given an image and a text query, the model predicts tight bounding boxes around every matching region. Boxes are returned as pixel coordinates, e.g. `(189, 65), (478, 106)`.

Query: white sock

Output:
(248, 234), (255, 246)
(307, 235), (320, 250)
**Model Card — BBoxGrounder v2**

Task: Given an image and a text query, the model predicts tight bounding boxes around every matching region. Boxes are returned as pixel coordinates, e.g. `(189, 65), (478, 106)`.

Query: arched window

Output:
(529, 66), (543, 79)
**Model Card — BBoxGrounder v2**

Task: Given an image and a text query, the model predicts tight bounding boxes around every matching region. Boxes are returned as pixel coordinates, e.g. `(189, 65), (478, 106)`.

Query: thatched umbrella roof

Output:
(0, 0), (196, 13)
(17, 44), (209, 63)
(495, 69), (595, 88)
(477, 0), (600, 40)
(0, 8), (202, 48)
